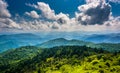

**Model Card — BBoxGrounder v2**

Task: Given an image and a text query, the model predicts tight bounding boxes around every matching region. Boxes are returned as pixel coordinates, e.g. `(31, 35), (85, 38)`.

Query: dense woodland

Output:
(0, 46), (120, 73)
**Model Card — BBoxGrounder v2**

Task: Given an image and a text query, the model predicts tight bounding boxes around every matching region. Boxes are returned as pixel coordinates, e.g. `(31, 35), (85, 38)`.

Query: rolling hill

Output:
(0, 33), (41, 52)
(37, 38), (94, 48)
(0, 46), (119, 73)
(0, 32), (120, 52)
(37, 38), (120, 52)
(84, 33), (120, 43)
(0, 46), (42, 70)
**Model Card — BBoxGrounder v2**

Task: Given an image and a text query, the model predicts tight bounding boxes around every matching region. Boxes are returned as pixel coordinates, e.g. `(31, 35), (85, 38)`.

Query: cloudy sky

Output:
(0, 0), (120, 32)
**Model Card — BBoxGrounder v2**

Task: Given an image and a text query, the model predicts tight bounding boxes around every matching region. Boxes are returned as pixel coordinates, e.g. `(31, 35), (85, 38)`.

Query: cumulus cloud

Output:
(19, 20), (49, 30)
(0, 18), (20, 28)
(56, 13), (70, 24)
(0, 0), (120, 32)
(30, 2), (56, 20)
(20, 1), (120, 32)
(27, 2), (70, 24)
(76, 0), (111, 25)
(0, 0), (20, 31)
(25, 10), (40, 18)
(0, 0), (11, 18)
(86, 0), (106, 3)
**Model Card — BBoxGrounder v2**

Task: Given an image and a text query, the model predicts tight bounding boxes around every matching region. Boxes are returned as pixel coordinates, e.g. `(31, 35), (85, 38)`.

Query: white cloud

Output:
(25, 10), (40, 18)
(0, 18), (20, 28)
(76, 0), (111, 25)
(0, 0), (11, 18)
(27, 2), (70, 24)
(31, 2), (56, 20)
(19, 20), (57, 30)
(20, 1), (120, 32)
(86, 0), (106, 3)
(56, 13), (70, 24)
(0, 0), (20, 32)
(0, 1), (120, 32)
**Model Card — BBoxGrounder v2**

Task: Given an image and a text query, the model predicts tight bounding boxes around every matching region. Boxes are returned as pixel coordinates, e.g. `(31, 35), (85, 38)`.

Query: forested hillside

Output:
(0, 46), (120, 73)
(37, 38), (120, 52)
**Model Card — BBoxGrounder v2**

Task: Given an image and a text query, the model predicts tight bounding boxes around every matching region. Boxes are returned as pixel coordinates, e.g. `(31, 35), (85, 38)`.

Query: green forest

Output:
(0, 46), (120, 73)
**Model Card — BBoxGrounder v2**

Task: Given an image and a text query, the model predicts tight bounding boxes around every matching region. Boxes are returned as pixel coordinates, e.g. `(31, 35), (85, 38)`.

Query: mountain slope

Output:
(37, 38), (120, 52)
(0, 46), (119, 73)
(0, 33), (41, 52)
(0, 46), (42, 68)
(84, 33), (120, 43)
(37, 38), (94, 48)
(1, 33), (120, 52)
(95, 43), (120, 52)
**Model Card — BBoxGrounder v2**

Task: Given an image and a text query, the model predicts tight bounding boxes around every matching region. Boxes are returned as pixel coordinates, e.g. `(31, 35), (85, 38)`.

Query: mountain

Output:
(0, 46), (119, 73)
(37, 38), (94, 48)
(95, 43), (120, 52)
(37, 38), (120, 52)
(0, 46), (42, 68)
(32, 32), (120, 44)
(84, 33), (120, 43)
(1, 32), (120, 53)
(0, 33), (41, 52)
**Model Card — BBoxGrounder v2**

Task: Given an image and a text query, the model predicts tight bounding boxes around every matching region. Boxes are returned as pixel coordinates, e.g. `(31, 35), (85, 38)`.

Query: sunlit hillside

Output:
(0, 46), (120, 73)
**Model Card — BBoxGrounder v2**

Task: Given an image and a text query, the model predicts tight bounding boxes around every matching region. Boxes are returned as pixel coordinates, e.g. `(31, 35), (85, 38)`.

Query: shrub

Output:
(99, 69), (104, 73)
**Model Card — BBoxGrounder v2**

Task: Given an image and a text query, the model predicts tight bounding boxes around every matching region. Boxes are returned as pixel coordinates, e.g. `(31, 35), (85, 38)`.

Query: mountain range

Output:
(37, 38), (120, 52)
(0, 33), (120, 52)
(0, 33), (41, 52)
(0, 33), (120, 73)
(84, 33), (120, 43)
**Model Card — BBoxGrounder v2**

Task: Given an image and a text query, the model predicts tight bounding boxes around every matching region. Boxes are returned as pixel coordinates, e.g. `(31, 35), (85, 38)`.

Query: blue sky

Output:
(0, 0), (120, 32)
(6, 0), (85, 17)
(5, 0), (120, 17)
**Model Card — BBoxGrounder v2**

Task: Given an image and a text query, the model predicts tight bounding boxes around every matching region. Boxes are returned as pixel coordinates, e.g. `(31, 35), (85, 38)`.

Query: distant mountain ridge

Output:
(84, 33), (120, 43)
(0, 33), (120, 52)
(37, 38), (120, 52)
(37, 38), (93, 48)
(0, 33), (41, 52)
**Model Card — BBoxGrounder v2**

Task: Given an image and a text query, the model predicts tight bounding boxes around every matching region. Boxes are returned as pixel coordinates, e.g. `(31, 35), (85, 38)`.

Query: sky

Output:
(0, 0), (120, 33)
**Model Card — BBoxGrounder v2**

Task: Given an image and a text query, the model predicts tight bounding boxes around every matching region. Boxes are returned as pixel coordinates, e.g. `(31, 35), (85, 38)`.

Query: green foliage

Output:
(37, 38), (120, 52)
(0, 46), (42, 72)
(0, 46), (120, 73)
